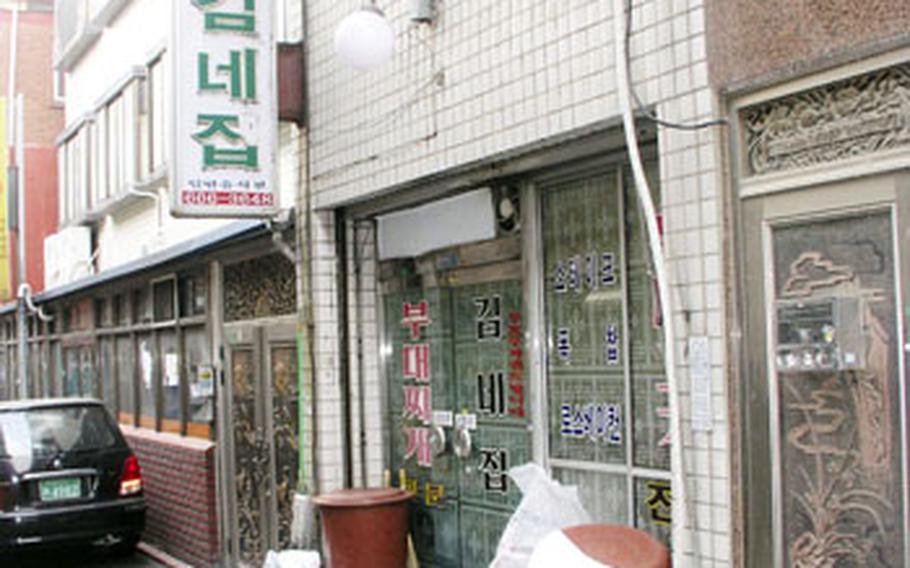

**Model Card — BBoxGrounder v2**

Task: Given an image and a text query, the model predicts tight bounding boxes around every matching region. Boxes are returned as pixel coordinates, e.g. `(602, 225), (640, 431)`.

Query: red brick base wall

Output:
(122, 427), (220, 567)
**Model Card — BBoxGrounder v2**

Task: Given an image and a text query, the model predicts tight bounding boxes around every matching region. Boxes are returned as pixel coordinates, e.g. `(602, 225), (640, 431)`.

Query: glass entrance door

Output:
(381, 237), (530, 567)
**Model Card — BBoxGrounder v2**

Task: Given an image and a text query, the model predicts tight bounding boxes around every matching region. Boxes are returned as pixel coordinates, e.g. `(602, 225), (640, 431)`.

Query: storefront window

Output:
(116, 335), (135, 423)
(80, 346), (97, 398)
(37, 343), (52, 399)
(0, 348), (7, 400)
(179, 273), (208, 318)
(544, 174), (626, 466)
(542, 166), (670, 547)
(52, 341), (63, 398)
(153, 278), (176, 322)
(624, 168), (670, 471)
(185, 326), (213, 438)
(137, 334), (156, 428)
(114, 293), (130, 326)
(28, 342), (42, 398)
(64, 348), (80, 397)
(100, 337), (117, 415)
(553, 467), (629, 524)
(134, 287), (152, 325)
(160, 331), (180, 431)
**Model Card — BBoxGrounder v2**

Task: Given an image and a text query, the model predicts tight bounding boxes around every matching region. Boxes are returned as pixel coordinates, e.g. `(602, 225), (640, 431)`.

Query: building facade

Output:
(1, 1), (905, 567)
(0, 1), (306, 565)
(0, 1), (62, 301)
(707, 1), (910, 566)
(299, 0), (732, 566)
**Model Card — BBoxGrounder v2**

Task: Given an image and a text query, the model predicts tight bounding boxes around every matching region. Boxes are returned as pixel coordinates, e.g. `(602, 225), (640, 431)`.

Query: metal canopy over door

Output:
(223, 321), (299, 567)
(740, 176), (910, 567)
(381, 235), (531, 568)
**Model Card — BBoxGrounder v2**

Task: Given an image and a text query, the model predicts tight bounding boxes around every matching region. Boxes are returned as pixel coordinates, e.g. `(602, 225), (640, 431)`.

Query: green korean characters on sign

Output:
(193, 0), (256, 32)
(192, 0), (259, 171)
(194, 115), (258, 168)
(198, 50), (257, 101)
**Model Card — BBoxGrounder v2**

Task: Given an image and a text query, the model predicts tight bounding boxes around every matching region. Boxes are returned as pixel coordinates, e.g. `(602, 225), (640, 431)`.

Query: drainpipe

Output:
(7, 7), (28, 400)
(6, 6), (17, 138)
(298, 0), (318, 500)
(14, 91), (27, 400)
(286, 0), (321, 549)
(352, 220), (368, 486)
(612, 0), (693, 558)
(336, 209), (353, 488)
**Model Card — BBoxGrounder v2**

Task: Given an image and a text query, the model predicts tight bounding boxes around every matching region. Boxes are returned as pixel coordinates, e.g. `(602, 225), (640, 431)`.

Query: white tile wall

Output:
(295, 0), (733, 565)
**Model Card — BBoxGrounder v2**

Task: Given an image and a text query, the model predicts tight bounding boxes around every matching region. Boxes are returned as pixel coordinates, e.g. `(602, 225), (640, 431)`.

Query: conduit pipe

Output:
(611, 0), (694, 558)
(6, 6), (18, 143)
(19, 284), (52, 323)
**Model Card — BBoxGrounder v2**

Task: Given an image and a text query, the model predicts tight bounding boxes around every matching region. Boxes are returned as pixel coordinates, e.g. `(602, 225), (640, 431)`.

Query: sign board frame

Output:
(170, 0), (279, 218)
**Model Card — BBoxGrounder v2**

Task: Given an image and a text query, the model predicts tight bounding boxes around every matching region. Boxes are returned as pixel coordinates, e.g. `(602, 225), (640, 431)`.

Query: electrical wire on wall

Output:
(624, 0), (727, 132)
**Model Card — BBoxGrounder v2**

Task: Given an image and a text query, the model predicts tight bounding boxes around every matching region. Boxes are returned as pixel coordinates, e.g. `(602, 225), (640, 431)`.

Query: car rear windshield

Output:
(0, 406), (119, 466)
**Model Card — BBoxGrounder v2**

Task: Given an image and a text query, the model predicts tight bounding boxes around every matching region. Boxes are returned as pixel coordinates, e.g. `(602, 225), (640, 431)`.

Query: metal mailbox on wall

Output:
(775, 297), (866, 373)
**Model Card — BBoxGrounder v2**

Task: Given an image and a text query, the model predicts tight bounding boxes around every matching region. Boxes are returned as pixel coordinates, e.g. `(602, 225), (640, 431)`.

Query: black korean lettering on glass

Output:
(474, 295), (502, 341)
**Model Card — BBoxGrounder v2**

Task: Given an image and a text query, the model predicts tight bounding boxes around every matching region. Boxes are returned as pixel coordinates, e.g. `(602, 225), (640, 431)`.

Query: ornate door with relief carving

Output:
(223, 322), (299, 567)
(742, 184), (909, 567)
(381, 236), (531, 568)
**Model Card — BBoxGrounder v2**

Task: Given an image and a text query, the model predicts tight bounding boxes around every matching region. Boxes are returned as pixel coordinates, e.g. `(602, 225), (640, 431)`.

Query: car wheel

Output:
(111, 534), (141, 557)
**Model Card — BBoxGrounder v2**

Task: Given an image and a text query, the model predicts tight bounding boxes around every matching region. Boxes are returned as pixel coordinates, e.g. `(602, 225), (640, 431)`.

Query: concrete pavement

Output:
(3, 545), (166, 567)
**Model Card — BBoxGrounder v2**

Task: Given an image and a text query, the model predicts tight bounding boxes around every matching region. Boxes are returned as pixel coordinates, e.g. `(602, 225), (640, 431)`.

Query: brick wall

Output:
(0, 9), (63, 299)
(122, 427), (220, 567)
(0, 10), (62, 147)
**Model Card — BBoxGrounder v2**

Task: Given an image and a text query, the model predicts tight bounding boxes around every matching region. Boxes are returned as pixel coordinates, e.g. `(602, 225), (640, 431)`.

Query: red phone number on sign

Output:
(181, 191), (274, 207)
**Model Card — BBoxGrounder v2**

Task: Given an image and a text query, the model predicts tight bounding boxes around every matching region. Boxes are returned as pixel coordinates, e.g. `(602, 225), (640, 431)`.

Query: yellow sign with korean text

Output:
(0, 99), (11, 300)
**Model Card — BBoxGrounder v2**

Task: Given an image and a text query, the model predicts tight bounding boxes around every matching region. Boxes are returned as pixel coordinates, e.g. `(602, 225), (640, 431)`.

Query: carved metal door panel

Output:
(766, 212), (907, 567)
(224, 322), (299, 567)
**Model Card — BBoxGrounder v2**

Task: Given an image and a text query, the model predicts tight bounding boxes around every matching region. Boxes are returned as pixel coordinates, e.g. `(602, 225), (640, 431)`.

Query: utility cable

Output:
(624, 0), (727, 131)
(614, 0), (701, 561)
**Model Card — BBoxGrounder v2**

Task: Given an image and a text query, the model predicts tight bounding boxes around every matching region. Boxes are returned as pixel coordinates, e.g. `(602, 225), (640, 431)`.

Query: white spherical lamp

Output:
(334, 6), (396, 70)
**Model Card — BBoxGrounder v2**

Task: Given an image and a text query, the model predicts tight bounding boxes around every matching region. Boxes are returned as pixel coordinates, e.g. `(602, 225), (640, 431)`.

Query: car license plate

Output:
(39, 478), (82, 502)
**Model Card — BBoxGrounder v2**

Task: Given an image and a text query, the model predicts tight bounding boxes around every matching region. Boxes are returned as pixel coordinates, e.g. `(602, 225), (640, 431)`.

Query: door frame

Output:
(739, 172), (910, 567)
(364, 148), (667, 564)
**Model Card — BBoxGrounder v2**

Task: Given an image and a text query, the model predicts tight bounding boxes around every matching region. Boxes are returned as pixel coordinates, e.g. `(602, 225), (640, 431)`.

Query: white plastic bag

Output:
(490, 463), (592, 568)
(262, 549), (321, 568)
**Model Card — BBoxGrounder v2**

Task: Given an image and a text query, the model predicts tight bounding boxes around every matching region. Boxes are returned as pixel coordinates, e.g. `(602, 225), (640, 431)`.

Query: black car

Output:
(0, 398), (146, 554)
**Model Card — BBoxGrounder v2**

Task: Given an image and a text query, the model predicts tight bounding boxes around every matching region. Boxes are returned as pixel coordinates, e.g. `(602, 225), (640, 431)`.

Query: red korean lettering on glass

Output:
(405, 427), (433, 468)
(402, 301), (431, 340)
(403, 386), (432, 424)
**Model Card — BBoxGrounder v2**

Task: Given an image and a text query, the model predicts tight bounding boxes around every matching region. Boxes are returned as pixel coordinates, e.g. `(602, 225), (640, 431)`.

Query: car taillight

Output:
(119, 454), (143, 497)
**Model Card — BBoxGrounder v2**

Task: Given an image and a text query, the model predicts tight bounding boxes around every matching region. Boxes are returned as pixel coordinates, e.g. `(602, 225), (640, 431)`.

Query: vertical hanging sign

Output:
(171, 0), (278, 217)
(0, 98), (10, 299)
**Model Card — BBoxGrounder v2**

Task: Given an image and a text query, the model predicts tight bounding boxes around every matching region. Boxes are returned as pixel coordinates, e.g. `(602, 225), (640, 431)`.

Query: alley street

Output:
(4, 546), (165, 567)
